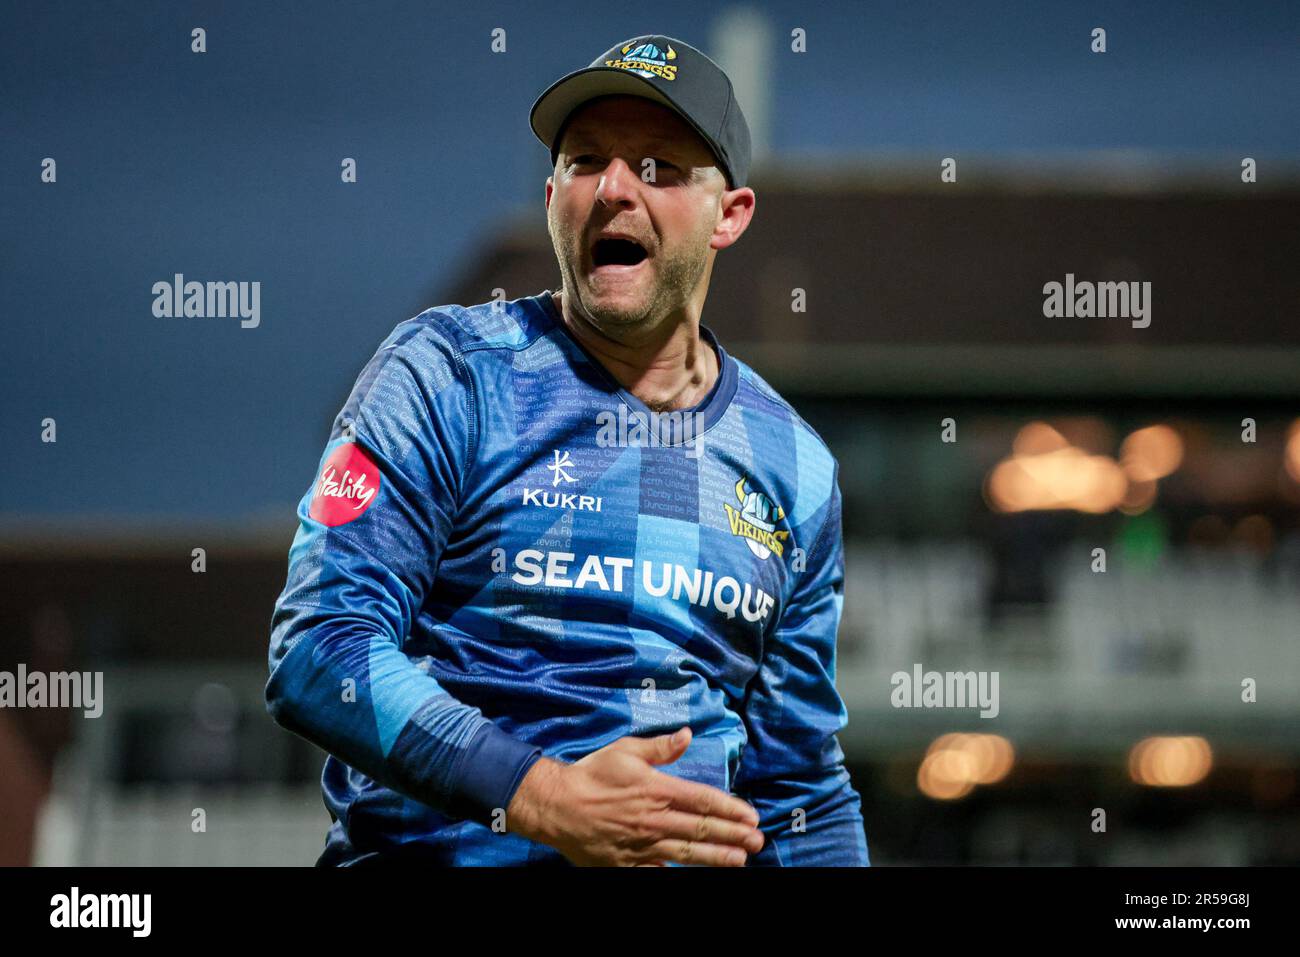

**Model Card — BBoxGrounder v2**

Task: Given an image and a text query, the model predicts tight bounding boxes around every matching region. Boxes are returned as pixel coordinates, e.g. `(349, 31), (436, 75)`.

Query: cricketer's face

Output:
(545, 95), (736, 330)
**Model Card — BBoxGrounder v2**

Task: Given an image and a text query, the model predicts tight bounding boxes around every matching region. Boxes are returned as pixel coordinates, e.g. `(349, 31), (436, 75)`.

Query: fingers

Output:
(614, 727), (692, 765)
(645, 838), (749, 867)
(653, 772), (760, 828)
(588, 729), (764, 867)
(652, 809), (765, 854)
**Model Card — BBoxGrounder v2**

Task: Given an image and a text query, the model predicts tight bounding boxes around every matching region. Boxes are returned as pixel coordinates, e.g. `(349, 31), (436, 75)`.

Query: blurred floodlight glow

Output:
(1120, 425), (1184, 481)
(1012, 421), (1070, 456)
(1285, 420), (1300, 483)
(964, 734), (1015, 784)
(919, 733), (1016, 798)
(1128, 736), (1213, 787)
(987, 446), (1127, 513)
(918, 750), (977, 800)
(988, 421), (1185, 514)
(1119, 477), (1158, 515)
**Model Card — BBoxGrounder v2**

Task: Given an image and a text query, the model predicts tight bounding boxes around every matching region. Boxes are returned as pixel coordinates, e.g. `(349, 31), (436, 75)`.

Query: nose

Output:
(594, 155), (640, 208)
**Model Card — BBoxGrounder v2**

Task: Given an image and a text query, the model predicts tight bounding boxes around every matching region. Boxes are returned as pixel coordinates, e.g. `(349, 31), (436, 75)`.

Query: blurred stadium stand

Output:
(450, 177), (1300, 389)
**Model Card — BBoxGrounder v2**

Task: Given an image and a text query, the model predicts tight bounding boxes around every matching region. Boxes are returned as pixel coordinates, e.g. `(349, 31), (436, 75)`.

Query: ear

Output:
(545, 176), (553, 210)
(709, 185), (756, 251)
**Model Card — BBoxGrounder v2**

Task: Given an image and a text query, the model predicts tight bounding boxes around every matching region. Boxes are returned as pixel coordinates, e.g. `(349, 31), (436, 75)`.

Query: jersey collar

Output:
(535, 289), (738, 437)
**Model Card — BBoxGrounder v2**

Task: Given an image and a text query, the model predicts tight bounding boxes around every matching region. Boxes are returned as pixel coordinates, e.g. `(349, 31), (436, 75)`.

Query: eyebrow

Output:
(563, 129), (688, 155)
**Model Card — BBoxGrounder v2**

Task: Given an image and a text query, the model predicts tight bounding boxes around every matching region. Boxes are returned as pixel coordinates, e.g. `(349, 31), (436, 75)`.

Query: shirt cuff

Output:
(445, 721), (543, 827)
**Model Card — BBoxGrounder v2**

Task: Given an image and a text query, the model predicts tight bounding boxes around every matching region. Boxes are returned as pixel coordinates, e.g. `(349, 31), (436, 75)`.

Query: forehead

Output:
(559, 96), (708, 153)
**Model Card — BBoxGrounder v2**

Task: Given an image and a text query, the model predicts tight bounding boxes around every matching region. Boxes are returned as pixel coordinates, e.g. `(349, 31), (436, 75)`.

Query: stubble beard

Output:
(551, 215), (711, 336)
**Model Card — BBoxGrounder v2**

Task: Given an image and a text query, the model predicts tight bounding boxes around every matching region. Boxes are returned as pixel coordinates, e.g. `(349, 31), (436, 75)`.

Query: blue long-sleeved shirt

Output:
(266, 290), (869, 866)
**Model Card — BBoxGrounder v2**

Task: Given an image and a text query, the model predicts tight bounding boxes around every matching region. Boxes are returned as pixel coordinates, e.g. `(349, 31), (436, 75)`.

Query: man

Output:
(266, 34), (870, 867)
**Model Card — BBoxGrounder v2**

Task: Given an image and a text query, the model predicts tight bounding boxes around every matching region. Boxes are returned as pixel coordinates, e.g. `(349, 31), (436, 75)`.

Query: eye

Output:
(571, 154), (599, 166)
(643, 157), (679, 173)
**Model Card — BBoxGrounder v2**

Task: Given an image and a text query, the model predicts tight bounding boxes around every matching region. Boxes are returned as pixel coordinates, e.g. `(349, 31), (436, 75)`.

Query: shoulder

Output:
(375, 294), (555, 367)
(340, 294), (550, 401)
(730, 354), (838, 470)
(337, 297), (542, 446)
(341, 294), (560, 458)
(728, 353), (841, 536)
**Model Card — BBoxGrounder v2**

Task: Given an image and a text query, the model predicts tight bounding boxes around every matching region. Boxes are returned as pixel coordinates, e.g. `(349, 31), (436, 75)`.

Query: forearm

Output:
(266, 618), (541, 826)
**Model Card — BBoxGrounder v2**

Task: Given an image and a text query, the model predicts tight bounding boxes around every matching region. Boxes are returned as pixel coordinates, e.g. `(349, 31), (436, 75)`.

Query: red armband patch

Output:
(309, 442), (382, 526)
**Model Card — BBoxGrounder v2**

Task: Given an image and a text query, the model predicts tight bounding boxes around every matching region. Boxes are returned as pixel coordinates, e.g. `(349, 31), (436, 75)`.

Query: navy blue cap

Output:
(529, 35), (752, 189)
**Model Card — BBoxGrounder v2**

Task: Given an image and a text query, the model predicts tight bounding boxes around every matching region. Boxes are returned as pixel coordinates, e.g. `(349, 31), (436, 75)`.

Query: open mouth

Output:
(590, 237), (649, 270)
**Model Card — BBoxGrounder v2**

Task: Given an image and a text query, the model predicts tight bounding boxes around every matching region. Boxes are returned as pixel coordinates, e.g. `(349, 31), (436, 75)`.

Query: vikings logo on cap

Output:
(724, 477), (790, 560)
(604, 41), (678, 81)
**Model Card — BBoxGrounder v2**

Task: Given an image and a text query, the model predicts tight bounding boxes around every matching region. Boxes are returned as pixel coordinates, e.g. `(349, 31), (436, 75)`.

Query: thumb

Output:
(620, 727), (692, 765)
(653, 727), (693, 764)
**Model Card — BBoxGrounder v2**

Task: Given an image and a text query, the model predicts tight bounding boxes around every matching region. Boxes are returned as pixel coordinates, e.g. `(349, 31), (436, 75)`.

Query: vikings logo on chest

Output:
(723, 477), (790, 560)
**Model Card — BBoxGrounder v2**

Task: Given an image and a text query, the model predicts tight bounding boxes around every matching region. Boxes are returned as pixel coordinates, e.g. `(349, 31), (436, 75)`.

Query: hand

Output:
(505, 727), (764, 867)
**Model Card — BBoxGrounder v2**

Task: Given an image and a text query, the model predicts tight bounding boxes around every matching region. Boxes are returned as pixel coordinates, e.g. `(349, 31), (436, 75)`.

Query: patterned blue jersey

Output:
(266, 290), (869, 866)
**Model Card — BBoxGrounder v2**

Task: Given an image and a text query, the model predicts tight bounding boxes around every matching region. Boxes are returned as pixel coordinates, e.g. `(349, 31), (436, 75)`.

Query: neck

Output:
(551, 289), (718, 413)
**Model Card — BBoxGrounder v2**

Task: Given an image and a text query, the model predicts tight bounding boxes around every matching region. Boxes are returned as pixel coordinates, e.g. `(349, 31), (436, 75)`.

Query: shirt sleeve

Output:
(732, 463), (870, 866)
(264, 322), (542, 828)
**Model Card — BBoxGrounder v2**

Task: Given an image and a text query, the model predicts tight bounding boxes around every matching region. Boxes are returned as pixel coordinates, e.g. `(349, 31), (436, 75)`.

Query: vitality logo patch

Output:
(310, 442), (381, 527)
(724, 477), (789, 560)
